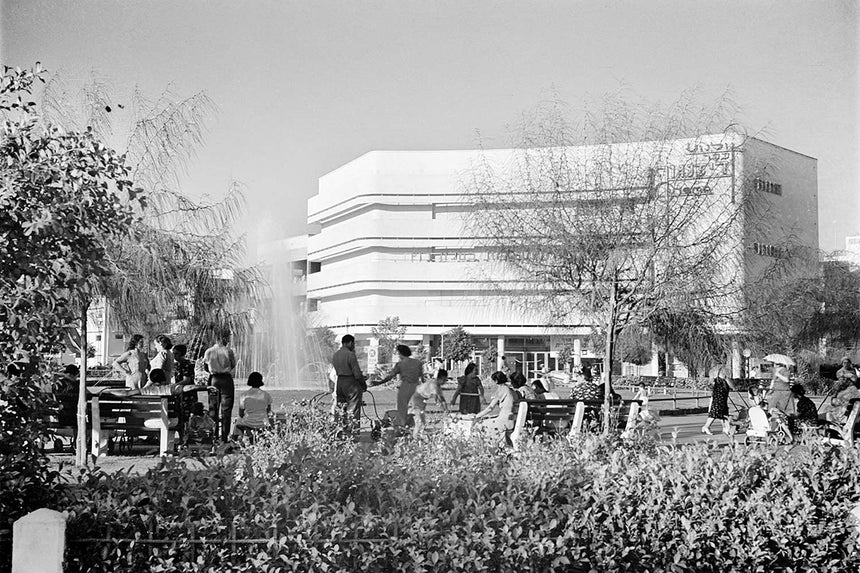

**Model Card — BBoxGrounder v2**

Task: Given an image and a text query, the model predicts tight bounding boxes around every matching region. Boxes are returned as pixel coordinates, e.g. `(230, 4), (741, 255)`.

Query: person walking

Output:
(204, 330), (237, 442)
(702, 367), (735, 435)
(331, 334), (366, 422)
(376, 344), (424, 429)
(113, 334), (149, 390)
(451, 362), (485, 414)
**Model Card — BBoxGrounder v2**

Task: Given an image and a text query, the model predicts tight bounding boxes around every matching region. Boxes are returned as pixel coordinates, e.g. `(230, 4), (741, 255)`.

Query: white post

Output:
(510, 401), (529, 450)
(573, 338), (582, 368)
(12, 508), (66, 573)
(731, 340), (742, 380)
(496, 336), (505, 372)
(569, 402), (586, 436)
(91, 396), (107, 458)
(159, 397), (170, 456)
(621, 402), (641, 439)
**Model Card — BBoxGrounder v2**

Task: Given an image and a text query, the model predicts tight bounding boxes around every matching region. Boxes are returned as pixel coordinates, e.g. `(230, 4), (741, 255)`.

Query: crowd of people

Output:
(328, 337), (629, 442)
(105, 330), (271, 444)
(702, 357), (860, 442)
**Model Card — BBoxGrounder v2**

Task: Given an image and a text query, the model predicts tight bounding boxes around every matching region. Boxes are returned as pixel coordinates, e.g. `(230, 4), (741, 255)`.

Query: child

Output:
(728, 388), (760, 435)
(410, 368), (449, 438)
(185, 401), (216, 446)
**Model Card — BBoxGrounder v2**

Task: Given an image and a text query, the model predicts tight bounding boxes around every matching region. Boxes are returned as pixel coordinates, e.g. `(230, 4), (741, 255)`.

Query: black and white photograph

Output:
(1, 1), (858, 571)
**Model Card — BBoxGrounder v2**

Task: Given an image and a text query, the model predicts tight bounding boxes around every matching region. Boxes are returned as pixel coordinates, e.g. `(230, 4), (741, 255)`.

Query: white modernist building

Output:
(297, 134), (818, 378)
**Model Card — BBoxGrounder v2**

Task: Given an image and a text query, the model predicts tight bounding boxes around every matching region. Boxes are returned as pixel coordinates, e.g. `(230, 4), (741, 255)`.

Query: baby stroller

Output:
(738, 404), (792, 446)
(180, 402), (217, 454)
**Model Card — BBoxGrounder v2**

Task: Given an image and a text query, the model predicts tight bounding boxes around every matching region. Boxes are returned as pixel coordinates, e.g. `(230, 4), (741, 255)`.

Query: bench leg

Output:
(569, 402), (585, 437)
(510, 402), (529, 450)
(621, 402), (641, 439)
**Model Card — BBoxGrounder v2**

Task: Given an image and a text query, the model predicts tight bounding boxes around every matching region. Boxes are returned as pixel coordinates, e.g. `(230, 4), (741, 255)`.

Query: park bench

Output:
(45, 392), (90, 452)
(90, 394), (181, 457)
(510, 399), (642, 449)
(823, 401), (860, 447)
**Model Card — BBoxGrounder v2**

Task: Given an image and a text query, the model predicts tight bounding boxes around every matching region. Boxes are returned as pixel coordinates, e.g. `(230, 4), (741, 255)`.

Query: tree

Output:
(1, 63), (144, 467)
(41, 74), (263, 358)
(647, 308), (727, 378)
(0, 65), (143, 362)
(371, 316), (407, 363)
(466, 92), (762, 432)
(616, 327), (652, 367)
(743, 258), (860, 356)
(442, 326), (475, 366)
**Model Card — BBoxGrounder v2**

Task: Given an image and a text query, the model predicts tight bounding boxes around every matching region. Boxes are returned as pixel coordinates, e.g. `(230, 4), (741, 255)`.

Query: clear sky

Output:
(2, 0), (857, 252)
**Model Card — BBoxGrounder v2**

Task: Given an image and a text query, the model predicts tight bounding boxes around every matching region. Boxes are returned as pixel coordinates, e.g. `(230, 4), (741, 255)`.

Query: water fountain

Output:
(242, 246), (332, 390)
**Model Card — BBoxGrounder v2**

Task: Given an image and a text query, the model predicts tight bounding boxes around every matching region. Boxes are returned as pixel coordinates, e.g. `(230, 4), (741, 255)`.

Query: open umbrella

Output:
(763, 353), (795, 366)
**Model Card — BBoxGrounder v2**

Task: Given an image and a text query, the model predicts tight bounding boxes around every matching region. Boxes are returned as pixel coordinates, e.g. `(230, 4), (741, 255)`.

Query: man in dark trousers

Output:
(204, 330), (237, 442)
(331, 334), (366, 422)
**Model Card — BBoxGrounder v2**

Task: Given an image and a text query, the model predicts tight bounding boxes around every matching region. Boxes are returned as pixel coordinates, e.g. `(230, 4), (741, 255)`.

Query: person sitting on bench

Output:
(232, 371), (272, 441)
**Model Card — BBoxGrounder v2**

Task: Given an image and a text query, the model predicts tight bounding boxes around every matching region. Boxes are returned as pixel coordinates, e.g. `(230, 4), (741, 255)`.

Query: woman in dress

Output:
(702, 367), (735, 435)
(450, 362), (485, 414)
(475, 371), (519, 446)
(113, 334), (149, 390)
(375, 344), (424, 429)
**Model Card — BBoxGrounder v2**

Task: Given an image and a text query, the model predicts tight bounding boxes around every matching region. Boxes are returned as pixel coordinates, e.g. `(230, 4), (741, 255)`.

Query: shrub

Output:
(56, 405), (860, 572)
(0, 377), (62, 528)
(0, 375), (64, 573)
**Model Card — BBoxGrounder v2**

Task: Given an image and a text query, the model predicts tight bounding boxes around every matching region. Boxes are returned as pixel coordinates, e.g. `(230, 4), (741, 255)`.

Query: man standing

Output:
(204, 330), (237, 442)
(331, 334), (366, 421)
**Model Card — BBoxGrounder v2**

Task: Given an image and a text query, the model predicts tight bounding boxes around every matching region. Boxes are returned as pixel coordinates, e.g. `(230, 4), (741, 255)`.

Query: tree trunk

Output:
(603, 279), (617, 436)
(76, 300), (89, 467)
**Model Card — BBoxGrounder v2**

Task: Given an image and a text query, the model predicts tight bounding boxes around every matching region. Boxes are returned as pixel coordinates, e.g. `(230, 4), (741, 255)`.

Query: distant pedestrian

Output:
(113, 334), (149, 390)
(204, 330), (237, 442)
(376, 344), (423, 429)
(702, 367), (735, 435)
(451, 362), (485, 414)
(331, 334), (366, 422)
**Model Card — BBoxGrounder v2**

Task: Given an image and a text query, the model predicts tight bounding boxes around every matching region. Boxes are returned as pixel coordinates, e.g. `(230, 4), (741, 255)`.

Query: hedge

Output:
(46, 405), (860, 572)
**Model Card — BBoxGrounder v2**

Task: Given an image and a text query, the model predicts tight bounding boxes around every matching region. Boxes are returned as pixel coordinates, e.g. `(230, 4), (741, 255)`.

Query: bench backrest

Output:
(55, 393), (84, 426)
(844, 401), (860, 445)
(92, 394), (179, 425)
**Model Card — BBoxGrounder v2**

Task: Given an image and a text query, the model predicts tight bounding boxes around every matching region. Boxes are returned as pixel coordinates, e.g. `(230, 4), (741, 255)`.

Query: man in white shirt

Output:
(204, 330), (237, 442)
